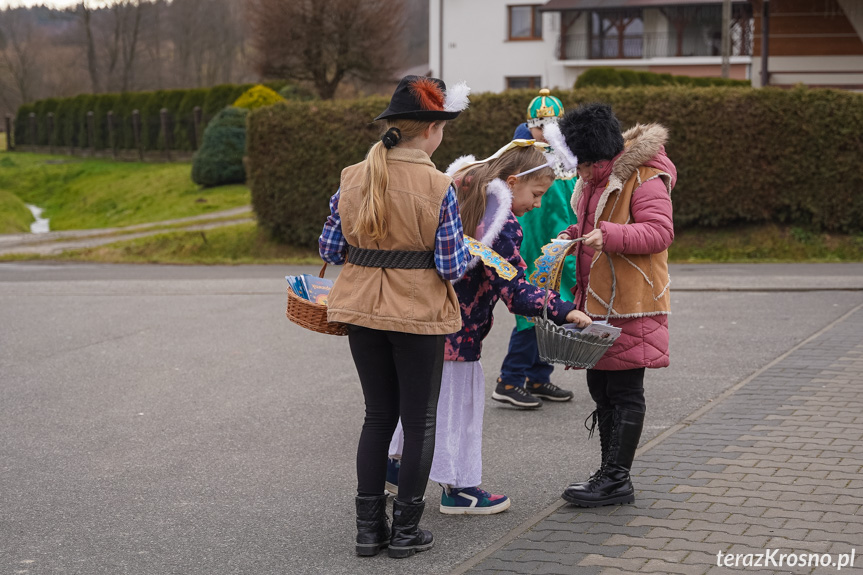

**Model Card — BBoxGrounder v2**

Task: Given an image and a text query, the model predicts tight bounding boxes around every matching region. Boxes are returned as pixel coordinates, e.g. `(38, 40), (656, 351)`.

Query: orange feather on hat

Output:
(409, 77), (445, 111)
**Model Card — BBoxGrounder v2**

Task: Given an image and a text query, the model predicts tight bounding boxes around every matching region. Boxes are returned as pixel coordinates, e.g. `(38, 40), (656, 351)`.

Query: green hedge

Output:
(13, 81), (310, 151)
(247, 86), (863, 247)
(576, 67), (751, 89)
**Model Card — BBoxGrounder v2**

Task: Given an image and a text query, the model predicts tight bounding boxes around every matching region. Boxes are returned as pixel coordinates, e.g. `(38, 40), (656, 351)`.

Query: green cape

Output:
(515, 177), (578, 331)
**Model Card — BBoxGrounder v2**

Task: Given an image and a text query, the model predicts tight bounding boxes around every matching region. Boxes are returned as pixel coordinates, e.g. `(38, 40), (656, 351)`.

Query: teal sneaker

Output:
(439, 486), (511, 515)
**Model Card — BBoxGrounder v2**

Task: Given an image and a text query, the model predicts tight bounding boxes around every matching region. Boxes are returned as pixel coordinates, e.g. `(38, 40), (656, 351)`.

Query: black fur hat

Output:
(558, 103), (624, 164)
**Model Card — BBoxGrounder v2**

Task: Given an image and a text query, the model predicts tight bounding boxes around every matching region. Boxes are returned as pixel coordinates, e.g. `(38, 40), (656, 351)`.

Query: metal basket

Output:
(534, 240), (618, 369)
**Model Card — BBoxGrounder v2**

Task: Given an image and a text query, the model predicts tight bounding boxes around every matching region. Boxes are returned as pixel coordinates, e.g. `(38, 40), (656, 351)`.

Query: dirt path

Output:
(0, 206), (253, 256)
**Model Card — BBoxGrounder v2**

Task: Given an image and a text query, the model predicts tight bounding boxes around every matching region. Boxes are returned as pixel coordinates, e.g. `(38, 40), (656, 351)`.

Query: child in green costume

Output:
(493, 89), (578, 408)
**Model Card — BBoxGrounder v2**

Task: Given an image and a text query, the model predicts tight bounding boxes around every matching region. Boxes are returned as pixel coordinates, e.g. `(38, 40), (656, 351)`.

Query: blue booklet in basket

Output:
(300, 274), (334, 305)
(287, 274), (334, 305)
(285, 275), (307, 299)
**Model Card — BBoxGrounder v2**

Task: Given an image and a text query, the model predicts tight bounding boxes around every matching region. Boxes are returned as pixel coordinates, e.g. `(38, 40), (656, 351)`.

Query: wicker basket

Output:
(533, 240), (619, 369)
(286, 263), (348, 336)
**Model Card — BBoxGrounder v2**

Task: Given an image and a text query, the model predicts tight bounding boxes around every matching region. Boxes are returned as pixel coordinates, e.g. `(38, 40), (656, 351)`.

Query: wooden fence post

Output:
(87, 111), (96, 156)
(4, 115), (12, 150)
(132, 109), (143, 161)
(160, 108), (172, 161)
(47, 113), (55, 154)
(192, 106), (202, 151)
(29, 112), (36, 146)
(107, 111), (116, 159)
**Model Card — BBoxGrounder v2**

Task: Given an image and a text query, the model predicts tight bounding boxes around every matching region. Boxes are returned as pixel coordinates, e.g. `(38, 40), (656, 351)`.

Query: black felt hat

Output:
(558, 103), (625, 164)
(375, 75), (468, 122)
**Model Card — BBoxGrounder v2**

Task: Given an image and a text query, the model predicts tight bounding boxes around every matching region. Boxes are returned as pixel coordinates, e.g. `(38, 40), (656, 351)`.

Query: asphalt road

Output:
(1, 262), (862, 575)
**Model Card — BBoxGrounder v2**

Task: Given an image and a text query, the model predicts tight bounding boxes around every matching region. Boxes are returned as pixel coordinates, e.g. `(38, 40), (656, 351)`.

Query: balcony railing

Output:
(558, 29), (753, 60)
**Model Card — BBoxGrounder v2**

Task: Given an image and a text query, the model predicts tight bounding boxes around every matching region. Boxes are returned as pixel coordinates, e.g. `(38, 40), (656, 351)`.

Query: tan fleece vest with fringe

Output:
(327, 147), (462, 335)
(575, 124), (673, 319)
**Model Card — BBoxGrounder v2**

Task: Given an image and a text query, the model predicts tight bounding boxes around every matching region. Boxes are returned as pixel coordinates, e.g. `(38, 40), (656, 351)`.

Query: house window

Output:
(509, 5), (542, 40)
(506, 76), (542, 90)
(589, 9), (644, 58)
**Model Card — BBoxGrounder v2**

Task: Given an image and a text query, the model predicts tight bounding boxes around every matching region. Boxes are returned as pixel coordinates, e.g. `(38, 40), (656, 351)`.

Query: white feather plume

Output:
(457, 177), (514, 278)
(444, 81), (471, 113)
(543, 121), (579, 171)
(445, 155), (476, 177)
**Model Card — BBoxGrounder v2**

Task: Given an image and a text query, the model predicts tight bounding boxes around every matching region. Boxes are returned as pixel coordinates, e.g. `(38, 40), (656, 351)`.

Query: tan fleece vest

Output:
(586, 165), (672, 319)
(326, 147), (462, 335)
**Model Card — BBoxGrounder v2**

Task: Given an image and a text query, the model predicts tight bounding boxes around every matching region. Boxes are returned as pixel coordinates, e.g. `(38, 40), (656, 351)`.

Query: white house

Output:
(429, 0), (755, 93)
(430, 0), (863, 93)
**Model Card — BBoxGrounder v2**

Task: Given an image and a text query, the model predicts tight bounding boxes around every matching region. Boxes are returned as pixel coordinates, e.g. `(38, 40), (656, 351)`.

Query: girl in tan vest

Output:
(319, 76), (470, 559)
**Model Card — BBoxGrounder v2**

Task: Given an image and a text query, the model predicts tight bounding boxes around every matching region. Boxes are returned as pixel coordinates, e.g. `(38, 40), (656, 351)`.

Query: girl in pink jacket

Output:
(550, 103), (676, 507)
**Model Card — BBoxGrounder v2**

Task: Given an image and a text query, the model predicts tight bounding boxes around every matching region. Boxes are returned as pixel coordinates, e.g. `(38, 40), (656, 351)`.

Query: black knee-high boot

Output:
(355, 494), (390, 556)
(562, 407), (644, 507)
(388, 498), (434, 559)
(570, 406), (614, 488)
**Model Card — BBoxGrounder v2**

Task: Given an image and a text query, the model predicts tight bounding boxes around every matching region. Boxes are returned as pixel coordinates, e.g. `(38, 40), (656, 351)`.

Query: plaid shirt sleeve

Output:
(319, 189), (347, 265)
(435, 184), (468, 280)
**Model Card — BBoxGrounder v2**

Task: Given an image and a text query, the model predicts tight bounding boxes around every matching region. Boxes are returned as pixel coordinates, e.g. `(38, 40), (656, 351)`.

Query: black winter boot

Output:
(355, 494), (390, 556)
(562, 407), (644, 507)
(571, 407), (614, 487)
(388, 498), (434, 558)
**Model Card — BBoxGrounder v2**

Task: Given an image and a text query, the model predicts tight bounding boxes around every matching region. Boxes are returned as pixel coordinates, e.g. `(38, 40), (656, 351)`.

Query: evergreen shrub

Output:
(278, 82), (317, 101)
(233, 85), (284, 110)
(33, 98), (59, 145)
(173, 88), (208, 151)
(576, 67), (750, 88)
(191, 106), (248, 188)
(17, 82), (262, 152)
(247, 86), (863, 247)
(14, 103), (35, 145)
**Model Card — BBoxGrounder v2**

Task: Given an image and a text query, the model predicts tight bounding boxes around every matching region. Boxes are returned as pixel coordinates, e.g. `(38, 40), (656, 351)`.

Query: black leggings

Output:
(348, 326), (444, 502)
(586, 368), (646, 413)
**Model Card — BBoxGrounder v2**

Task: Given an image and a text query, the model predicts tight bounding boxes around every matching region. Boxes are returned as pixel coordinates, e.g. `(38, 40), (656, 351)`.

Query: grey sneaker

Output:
(527, 380), (574, 402)
(492, 379), (542, 408)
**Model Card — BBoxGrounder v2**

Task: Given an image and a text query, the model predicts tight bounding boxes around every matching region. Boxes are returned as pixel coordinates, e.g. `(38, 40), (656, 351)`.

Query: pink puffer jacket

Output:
(564, 129), (676, 371)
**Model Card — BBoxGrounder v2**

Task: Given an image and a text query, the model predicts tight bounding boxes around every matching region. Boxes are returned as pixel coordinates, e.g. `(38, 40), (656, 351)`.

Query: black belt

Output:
(346, 246), (436, 269)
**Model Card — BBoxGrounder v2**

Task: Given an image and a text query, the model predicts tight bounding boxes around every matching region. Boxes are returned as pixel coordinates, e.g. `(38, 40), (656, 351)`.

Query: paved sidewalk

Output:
(462, 305), (863, 575)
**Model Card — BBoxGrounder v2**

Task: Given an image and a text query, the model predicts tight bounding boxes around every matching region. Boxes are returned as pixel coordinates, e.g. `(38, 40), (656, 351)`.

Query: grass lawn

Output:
(52, 222), (320, 265)
(0, 189), (34, 233)
(671, 225), (863, 263)
(9, 221), (856, 265)
(0, 150), (249, 231)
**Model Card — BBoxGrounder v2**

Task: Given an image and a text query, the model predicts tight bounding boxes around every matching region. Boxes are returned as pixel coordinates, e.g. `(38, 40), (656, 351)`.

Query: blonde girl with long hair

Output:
(319, 76), (469, 560)
(386, 141), (591, 515)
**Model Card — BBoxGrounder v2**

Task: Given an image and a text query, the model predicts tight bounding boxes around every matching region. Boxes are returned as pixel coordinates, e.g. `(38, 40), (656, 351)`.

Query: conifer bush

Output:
(191, 106), (248, 188)
(576, 67), (749, 88)
(233, 85), (284, 110)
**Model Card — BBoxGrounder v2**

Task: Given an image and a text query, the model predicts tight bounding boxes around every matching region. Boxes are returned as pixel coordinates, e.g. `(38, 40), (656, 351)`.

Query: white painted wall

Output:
(752, 55), (863, 89)
(431, 0), (564, 94)
(430, 0), (754, 93)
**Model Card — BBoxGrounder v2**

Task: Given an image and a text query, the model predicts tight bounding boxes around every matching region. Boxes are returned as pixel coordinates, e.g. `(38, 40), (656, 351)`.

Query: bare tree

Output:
(248, 0), (406, 99)
(118, 0), (144, 91)
(0, 8), (40, 109)
(78, 2), (101, 93)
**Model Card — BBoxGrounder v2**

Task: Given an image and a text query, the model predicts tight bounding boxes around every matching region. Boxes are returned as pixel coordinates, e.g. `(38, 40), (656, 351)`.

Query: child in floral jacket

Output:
(387, 141), (591, 514)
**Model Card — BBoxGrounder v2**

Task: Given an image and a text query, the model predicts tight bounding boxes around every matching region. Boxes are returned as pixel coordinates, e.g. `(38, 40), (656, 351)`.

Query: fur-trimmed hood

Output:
(571, 123), (676, 222)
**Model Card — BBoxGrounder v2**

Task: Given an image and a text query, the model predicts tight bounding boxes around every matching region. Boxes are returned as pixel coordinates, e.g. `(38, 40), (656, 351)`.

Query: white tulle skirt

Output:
(388, 360), (485, 488)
